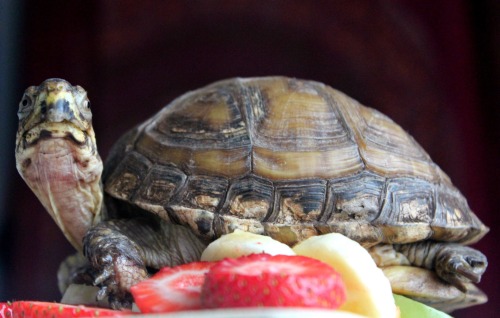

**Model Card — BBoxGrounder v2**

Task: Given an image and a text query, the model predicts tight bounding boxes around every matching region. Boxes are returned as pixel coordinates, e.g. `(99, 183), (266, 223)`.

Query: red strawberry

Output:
(0, 303), (12, 318)
(201, 254), (346, 309)
(130, 262), (213, 313)
(10, 301), (128, 318)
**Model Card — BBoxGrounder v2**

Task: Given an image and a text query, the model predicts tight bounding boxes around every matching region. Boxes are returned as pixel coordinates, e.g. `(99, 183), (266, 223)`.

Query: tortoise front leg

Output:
(83, 219), (147, 308)
(83, 218), (207, 309)
(395, 241), (488, 292)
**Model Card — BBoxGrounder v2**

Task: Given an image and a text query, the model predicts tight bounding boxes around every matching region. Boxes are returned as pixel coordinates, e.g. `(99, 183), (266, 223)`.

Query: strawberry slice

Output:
(201, 253), (346, 309)
(130, 262), (213, 313)
(0, 303), (12, 318)
(10, 301), (128, 318)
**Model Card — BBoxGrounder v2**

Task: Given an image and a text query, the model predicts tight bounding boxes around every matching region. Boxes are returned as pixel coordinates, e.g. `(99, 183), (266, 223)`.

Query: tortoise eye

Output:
(83, 100), (91, 109)
(20, 95), (31, 108)
(18, 94), (33, 120)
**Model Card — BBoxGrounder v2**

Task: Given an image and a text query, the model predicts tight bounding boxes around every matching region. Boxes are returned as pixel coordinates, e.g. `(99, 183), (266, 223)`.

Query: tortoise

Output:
(15, 77), (488, 311)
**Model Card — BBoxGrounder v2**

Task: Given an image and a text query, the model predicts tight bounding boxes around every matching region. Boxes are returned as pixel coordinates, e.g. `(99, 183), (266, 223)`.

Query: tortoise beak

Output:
(44, 90), (76, 123)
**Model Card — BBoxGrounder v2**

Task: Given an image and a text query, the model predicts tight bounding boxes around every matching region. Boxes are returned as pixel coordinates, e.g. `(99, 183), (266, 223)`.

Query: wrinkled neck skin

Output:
(16, 133), (103, 252)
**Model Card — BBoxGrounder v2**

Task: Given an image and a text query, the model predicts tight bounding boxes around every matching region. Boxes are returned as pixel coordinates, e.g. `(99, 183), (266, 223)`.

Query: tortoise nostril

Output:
(40, 102), (47, 114)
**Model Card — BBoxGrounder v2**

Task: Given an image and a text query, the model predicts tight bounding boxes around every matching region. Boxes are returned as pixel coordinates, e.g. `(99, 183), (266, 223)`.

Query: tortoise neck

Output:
(17, 137), (103, 251)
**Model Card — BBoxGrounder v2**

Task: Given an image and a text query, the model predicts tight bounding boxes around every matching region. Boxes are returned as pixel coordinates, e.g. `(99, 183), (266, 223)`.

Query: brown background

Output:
(0, 1), (498, 317)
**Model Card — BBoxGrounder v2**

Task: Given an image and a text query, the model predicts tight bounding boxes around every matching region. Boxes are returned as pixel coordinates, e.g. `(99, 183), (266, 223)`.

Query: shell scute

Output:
(244, 78), (351, 151)
(332, 88), (441, 182)
(131, 164), (187, 220)
(312, 171), (386, 246)
(221, 175), (274, 220)
(173, 175), (228, 212)
(244, 78), (364, 180)
(268, 180), (327, 224)
(325, 171), (385, 223)
(374, 178), (435, 243)
(156, 83), (249, 147)
(166, 176), (226, 241)
(432, 184), (487, 244)
(134, 81), (252, 177)
(105, 151), (151, 201)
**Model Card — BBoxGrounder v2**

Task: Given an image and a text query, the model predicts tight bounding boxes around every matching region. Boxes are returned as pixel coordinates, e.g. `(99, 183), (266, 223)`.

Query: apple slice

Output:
(394, 294), (451, 318)
(293, 233), (398, 318)
(201, 229), (295, 261)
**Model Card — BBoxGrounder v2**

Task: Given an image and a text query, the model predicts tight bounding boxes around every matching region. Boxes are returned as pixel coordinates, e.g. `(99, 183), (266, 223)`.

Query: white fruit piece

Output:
(200, 229), (296, 261)
(293, 233), (398, 318)
(148, 308), (370, 317)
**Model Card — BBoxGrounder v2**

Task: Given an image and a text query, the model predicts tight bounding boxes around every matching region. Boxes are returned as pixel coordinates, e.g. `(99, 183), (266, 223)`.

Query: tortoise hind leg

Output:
(433, 244), (488, 291)
(83, 218), (207, 309)
(395, 241), (488, 292)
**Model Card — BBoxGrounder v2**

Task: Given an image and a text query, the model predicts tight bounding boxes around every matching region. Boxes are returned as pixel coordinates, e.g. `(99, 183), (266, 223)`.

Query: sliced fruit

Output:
(61, 284), (110, 308)
(156, 308), (371, 317)
(293, 233), (397, 318)
(10, 301), (127, 318)
(201, 253), (346, 309)
(201, 230), (295, 262)
(394, 294), (451, 318)
(0, 303), (12, 318)
(130, 261), (213, 313)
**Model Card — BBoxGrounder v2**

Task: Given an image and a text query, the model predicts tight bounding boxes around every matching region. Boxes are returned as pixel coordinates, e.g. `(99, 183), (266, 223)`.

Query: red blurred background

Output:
(0, 1), (498, 317)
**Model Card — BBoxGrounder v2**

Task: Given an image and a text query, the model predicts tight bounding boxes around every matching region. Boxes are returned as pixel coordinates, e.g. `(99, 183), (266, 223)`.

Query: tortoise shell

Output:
(103, 77), (488, 246)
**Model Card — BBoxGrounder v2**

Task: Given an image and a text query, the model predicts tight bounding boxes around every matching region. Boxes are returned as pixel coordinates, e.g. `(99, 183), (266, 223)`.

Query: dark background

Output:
(0, 1), (498, 317)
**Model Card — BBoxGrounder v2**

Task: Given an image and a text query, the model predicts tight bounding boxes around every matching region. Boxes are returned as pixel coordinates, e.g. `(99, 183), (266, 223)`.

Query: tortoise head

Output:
(16, 78), (95, 147)
(15, 79), (103, 251)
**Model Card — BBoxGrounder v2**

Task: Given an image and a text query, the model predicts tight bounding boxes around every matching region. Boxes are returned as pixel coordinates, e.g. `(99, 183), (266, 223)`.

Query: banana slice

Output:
(201, 230), (295, 261)
(293, 233), (398, 318)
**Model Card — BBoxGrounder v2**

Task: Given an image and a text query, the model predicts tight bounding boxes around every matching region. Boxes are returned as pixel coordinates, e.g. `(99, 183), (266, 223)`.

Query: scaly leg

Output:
(83, 218), (207, 309)
(395, 241), (487, 292)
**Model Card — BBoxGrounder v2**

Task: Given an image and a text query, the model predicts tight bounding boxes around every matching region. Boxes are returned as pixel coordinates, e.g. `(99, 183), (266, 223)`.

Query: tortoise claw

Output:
(94, 268), (113, 285)
(87, 256), (148, 309)
(96, 286), (109, 301)
(454, 263), (481, 284)
(84, 221), (150, 309)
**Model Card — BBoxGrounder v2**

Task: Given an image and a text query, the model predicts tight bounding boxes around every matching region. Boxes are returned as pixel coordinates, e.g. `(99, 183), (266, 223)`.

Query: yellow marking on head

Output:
(45, 90), (75, 107)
